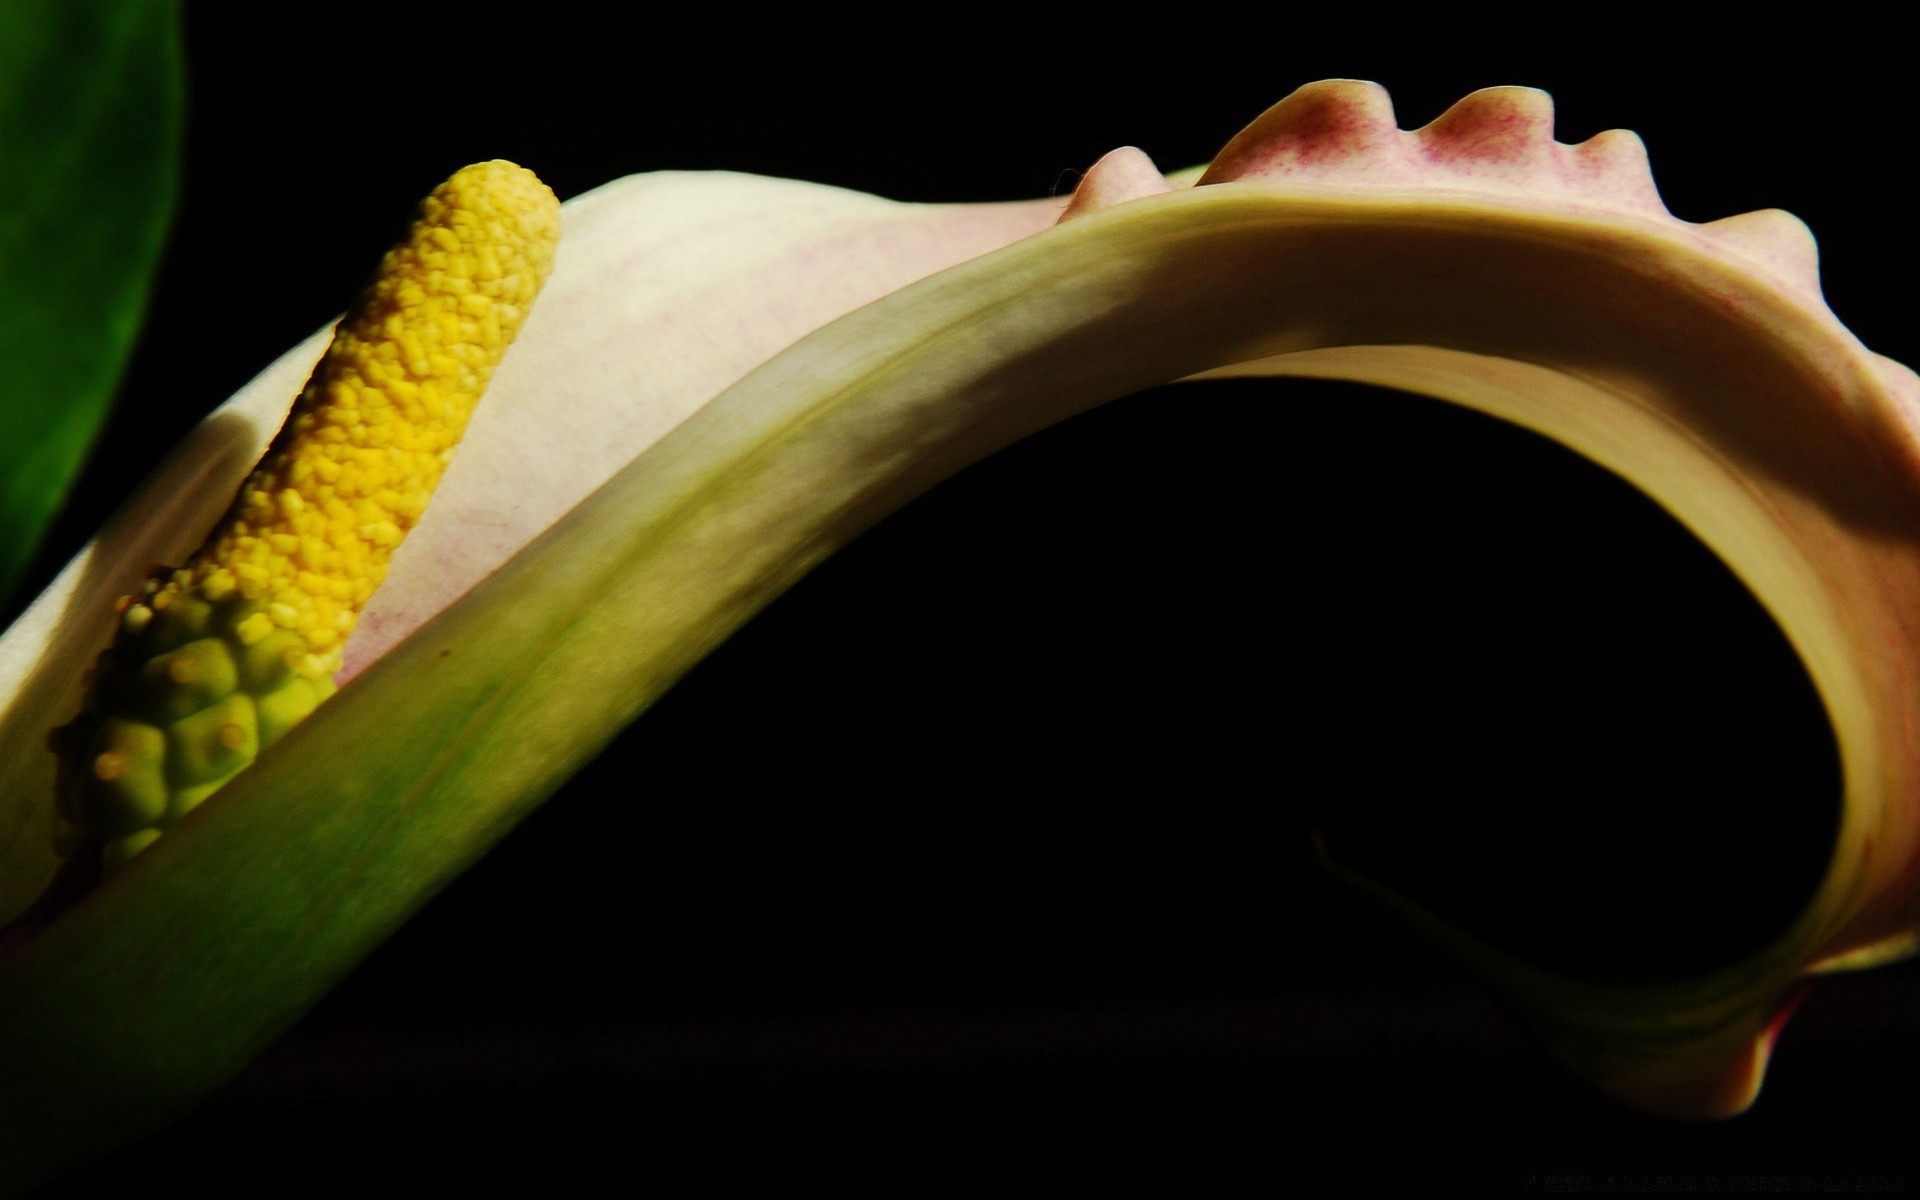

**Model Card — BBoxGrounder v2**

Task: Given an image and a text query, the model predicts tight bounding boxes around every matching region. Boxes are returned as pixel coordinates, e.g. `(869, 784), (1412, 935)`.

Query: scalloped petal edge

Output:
(1188, 79), (1827, 306)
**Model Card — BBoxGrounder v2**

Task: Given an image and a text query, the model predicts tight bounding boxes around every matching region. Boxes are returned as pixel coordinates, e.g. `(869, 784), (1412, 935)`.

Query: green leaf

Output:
(0, 0), (182, 608)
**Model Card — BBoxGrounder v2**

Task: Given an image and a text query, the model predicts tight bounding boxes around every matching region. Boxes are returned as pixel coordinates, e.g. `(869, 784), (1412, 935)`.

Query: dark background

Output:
(28, 8), (1920, 1192)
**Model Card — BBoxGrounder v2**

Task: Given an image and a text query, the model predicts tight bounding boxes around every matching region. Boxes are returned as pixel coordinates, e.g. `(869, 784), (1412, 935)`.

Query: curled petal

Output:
(3, 81), (1915, 1178)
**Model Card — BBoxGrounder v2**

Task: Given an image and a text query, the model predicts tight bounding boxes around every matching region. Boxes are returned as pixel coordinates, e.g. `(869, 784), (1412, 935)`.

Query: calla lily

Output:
(1, 76), (1916, 1179)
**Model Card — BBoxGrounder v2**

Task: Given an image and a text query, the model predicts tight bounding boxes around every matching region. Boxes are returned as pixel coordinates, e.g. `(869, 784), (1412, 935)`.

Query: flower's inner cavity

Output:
(587, 375), (1839, 989)
(1264, 380), (1839, 983)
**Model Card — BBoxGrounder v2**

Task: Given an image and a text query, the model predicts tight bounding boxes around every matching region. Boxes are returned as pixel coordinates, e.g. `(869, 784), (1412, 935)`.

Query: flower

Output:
(3, 78), (1918, 1178)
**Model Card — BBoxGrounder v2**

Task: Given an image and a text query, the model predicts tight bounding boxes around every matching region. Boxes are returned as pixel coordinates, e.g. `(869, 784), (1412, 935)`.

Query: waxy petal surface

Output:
(4, 80), (1916, 1183)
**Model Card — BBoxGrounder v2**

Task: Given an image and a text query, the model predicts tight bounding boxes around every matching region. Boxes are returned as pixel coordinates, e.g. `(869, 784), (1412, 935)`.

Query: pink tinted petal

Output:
(344, 173), (1059, 678)
(1057, 147), (1171, 222)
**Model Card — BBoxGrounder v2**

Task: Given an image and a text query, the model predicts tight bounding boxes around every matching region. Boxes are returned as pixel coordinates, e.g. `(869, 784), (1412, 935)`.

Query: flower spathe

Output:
(1, 81), (1915, 1182)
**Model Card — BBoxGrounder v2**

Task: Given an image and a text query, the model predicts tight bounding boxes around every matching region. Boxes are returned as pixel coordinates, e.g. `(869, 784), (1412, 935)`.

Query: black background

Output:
(27, 7), (1920, 1193)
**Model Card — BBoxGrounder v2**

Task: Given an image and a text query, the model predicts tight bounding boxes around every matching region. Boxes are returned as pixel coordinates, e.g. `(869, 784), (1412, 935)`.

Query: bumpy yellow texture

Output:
(172, 159), (560, 677)
(52, 161), (558, 866)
